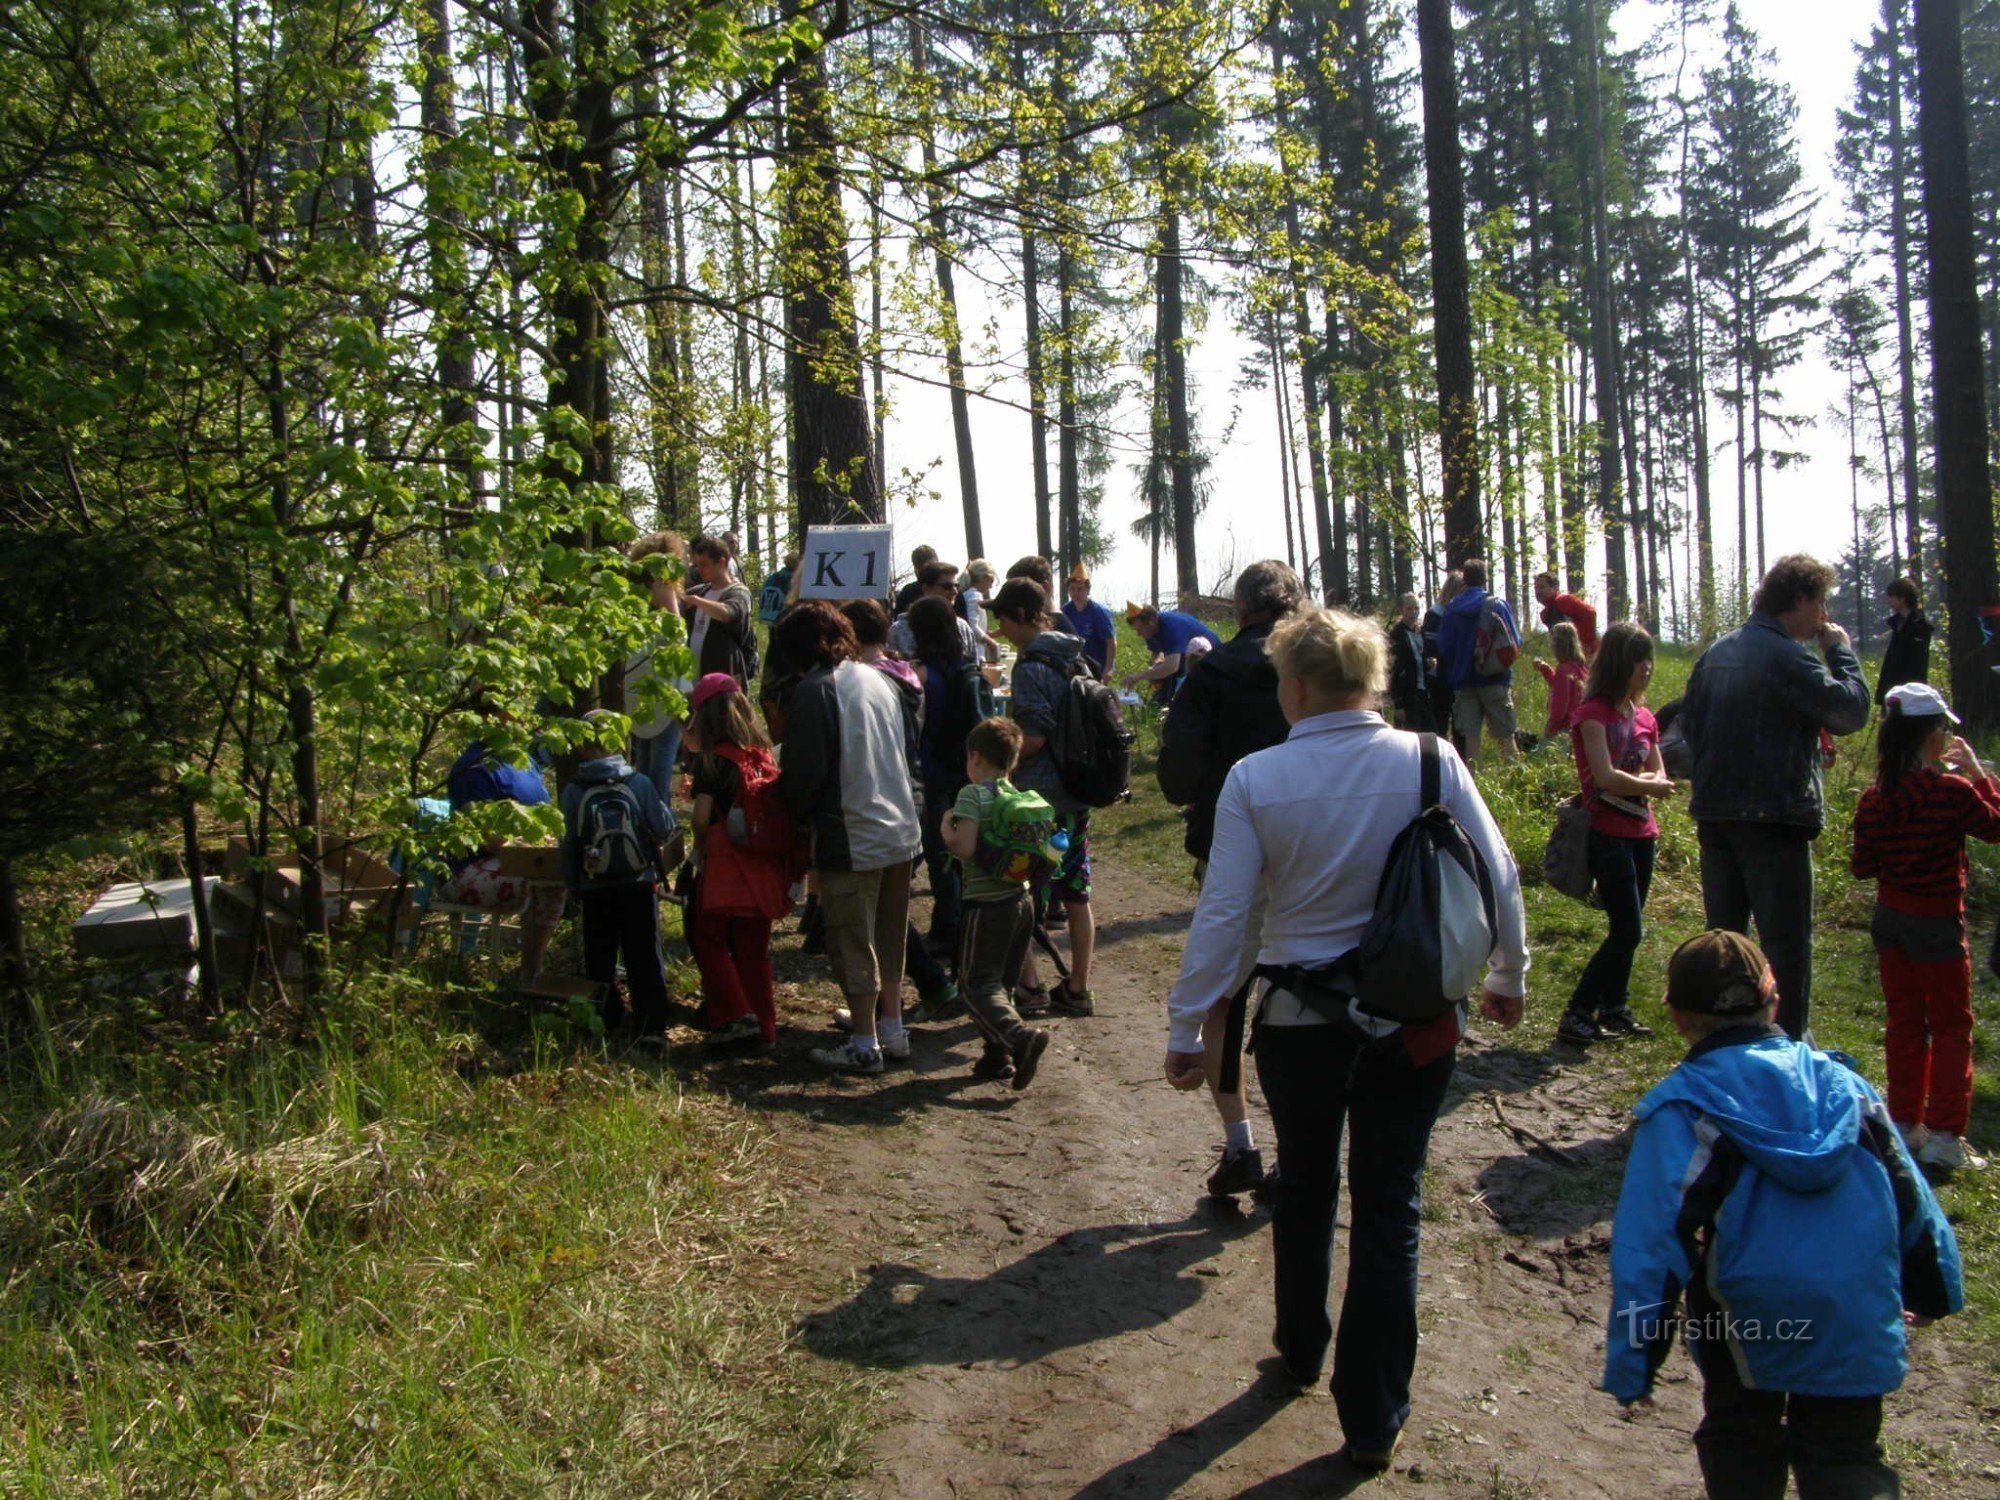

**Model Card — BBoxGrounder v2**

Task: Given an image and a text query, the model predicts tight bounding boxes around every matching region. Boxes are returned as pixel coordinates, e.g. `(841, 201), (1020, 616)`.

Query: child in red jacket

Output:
(686, 673), (795, 1050)
(1533, 621), (1588, 743)
(1852, 682), (2000, 1170)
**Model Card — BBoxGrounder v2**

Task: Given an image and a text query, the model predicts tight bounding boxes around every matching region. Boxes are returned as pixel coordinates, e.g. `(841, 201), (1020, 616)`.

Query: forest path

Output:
(702, 850), (1998, 1498)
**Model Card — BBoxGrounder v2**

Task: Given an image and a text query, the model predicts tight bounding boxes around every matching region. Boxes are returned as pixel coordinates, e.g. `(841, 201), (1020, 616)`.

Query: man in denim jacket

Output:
(1682, 556), (1869, 1037)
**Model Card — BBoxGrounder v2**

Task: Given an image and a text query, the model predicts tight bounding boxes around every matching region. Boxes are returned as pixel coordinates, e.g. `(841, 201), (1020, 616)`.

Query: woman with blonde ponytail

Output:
(1162, 603), (1529, 1470)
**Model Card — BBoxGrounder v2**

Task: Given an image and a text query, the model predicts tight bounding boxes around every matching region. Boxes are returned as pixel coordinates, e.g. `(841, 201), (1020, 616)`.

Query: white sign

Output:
(797, 524), (892, 600)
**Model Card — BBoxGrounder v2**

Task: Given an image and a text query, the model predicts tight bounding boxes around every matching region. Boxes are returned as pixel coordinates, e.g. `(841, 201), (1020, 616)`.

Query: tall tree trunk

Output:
(1915, 0), (1999, 723)
(1888, 0), (1926, 576)
(418, 0), (484, 507)
(782, 55), (881, 529)
(1159, 201), (1199, 602)
(1416, 0), (1483, 563)
(1022, 219), (1054, 560)
(1582, 0), (1628, 620)
(909, 19), (982, 559)
(1271, 319), (1298, 570)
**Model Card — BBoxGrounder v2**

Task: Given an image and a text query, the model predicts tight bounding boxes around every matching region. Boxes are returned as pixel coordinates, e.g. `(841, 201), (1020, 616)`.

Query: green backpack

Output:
(968, 778), (1062, 885)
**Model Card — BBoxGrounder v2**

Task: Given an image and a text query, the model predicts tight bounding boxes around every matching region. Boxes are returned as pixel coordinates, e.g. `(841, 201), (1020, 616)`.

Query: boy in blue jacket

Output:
(1604, 930), (1962, 1498)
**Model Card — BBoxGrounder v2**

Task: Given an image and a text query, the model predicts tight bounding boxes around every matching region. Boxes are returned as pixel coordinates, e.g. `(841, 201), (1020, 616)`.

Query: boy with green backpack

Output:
(941, 717), (1057, 1088)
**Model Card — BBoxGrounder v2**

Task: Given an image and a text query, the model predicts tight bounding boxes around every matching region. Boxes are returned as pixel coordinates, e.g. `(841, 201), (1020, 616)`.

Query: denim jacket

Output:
(1682, 612), (1869, 834)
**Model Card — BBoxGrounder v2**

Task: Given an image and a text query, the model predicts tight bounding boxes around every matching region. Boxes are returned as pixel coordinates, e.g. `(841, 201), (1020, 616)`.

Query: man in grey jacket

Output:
(1682, 555), (1870, 1038)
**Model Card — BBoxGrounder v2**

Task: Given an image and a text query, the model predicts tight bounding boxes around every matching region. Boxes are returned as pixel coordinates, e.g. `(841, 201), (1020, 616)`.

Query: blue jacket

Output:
(558, 754), (673, 891)
(1437, 587), (1519, 690)
(1603, 1025), (1961, 1403)
(1682, 612), (1869, 834)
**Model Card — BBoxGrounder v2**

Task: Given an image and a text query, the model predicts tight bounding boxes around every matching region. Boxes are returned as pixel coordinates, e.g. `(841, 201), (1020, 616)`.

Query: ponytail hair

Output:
(1265, 605), (1388, 701)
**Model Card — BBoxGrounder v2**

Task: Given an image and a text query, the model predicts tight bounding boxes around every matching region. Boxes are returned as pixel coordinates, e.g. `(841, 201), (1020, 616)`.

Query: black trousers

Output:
(1256, 1022), (1455, 1452)
(1568, 832), (1656, 1019)
(1691, 1333), (1899, 1499)
(581, 882), (668, 1034)
(1699, 820), (1815, 1039)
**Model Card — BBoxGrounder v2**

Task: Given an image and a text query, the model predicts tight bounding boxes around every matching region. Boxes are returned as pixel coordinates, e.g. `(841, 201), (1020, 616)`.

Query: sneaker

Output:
(1897, 1121), (1933, 1156)
(809, 1039), (883, 1075)
(905, 985), (964, 1026)
(1046, 903), (1068, 929)
(1016, 984), (1052, 1019)
(1596, 1007), (1655, 1038)
(708, 1015), (762, 1045)
(1207, 1145), (1266, 1198)
(971, 1047), (1015, 1082)
(1556, 1010), (1605, 1045)
(1341, 1434), (1402, 1473)
(1049, 980), (1095, 1017)
(1011, 1028), (1051, 1091)
(877, 1027), (911, 1061)
(1916, 1132), (1988, 1171)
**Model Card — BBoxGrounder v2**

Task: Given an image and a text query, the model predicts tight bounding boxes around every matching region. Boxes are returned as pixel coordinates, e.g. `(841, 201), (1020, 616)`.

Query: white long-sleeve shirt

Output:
(1165, 709), (1529, 1053)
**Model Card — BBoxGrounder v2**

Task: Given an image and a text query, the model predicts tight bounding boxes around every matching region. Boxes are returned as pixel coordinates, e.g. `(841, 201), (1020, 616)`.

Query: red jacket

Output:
(1539, 592), (1599, 654)
(697, 745), (794, 920)
(1851, 766), (2000, 917)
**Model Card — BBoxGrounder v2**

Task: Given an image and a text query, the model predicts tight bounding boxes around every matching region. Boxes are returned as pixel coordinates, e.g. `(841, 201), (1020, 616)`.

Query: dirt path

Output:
(702, 856), (2000, 1498)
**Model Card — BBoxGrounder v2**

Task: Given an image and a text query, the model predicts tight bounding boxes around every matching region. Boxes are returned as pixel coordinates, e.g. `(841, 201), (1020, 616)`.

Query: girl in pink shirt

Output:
(1534, 621), (1588, 741)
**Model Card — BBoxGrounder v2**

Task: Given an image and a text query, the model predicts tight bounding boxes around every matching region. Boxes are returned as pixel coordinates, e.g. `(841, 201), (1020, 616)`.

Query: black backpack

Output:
(1216, 734), (1499, 1092)
(1021, 648), (1134, 808)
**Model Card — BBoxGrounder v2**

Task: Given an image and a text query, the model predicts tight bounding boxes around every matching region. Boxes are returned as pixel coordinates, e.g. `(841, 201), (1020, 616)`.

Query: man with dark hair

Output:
(1533, 571), (1599, 654)
(684, 533), (758, 684)
(1006, 554), (1056, 595)
(1876, 576), (1932, 706)
(1682, 554), (1870, 1038)
(895, 545), (940, 616)
(888, 560), (982, 659)
(1156, 559), (1303, 1195)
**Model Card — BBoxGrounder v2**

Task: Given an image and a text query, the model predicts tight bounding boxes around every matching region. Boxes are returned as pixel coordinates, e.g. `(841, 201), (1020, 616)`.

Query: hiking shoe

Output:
(905, 985), (964, 1026)
(1596, 1007), (1654, 1038)
(1046, 902), (1068, 929)
(1556, 1010), (1605, 1045)
(1897, 1121), (1933, 1156)
(1341, 1434), (1401, 1473)
(971, 1047), (1015, 1082)
(1011, 1028), (1051, 1091)
(809, 1039), (883, 1075)
(877, 1027), (912, 1061)
(1016, 984), (1052, 1018)
(1049, 980), (1095, 1017)
(1207, 1146), (1266, 1198)
(1917, 1132), (1988, 1171)
(708, 1015), (762, 1045)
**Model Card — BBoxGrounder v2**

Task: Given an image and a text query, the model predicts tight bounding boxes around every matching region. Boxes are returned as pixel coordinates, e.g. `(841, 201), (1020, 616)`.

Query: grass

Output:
(1098, 625), (2000, 1350)
(1, 891), (874, 1497)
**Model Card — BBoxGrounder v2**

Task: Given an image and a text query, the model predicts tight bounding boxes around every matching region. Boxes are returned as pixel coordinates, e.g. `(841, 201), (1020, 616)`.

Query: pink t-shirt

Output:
(1543, 660), (1587, 738)
(1570, 699), (1660, 839)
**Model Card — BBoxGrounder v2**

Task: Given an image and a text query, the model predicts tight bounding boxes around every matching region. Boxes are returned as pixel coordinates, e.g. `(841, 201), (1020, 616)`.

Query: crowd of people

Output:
(444, 530), (1982, 1496)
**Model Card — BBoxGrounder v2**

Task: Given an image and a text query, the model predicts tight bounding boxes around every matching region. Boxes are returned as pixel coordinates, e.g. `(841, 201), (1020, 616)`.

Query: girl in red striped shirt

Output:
(1851, 682), (2000, 1171)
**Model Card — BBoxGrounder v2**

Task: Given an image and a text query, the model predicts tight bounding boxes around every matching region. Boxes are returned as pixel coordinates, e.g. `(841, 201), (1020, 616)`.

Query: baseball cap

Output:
(689, 672), (741, 714)
(1665, 930), (1779, 1017)
(1883, 682), (1958, 724)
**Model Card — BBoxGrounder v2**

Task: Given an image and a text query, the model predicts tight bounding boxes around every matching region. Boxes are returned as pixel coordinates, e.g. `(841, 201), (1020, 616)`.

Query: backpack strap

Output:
(1419, 731), (1440, 811)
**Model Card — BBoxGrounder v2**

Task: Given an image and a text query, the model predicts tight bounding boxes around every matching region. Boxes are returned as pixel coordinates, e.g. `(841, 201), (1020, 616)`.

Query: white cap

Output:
(1884, 681), (1959, 724)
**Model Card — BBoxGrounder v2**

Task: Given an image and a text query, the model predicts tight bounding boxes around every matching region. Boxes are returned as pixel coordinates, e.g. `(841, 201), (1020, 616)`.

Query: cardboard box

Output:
(492, 843), (562, 881)
(72, 878), (217, 958)
(223, 835), (401, 924)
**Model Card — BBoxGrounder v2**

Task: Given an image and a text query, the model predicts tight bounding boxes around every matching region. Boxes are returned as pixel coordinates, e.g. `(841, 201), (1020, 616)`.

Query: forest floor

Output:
(690, 835), (2000, 1499)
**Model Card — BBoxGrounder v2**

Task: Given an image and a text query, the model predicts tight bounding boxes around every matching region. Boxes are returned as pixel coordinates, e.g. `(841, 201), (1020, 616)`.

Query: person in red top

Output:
(1558, 623), (1676, 1045)
(1851, 682), (2000, 1171)
(686, 673), (795, 1050)
(1534, 571), (1599, 655)
(1532, 620), (1588, 743)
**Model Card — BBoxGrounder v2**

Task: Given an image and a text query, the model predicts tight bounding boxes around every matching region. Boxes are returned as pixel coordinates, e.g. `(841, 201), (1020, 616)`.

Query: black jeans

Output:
(1691, 1332), (1899, 1499)
(920, 781), (963, 957)
(1699, 820), (1815, 1039)
(581, 881), (668, 1034)
(1568, 832), (1656, 1020)
(957, 891), (1034, 1053)
(1256, 1021), (1456, 1452)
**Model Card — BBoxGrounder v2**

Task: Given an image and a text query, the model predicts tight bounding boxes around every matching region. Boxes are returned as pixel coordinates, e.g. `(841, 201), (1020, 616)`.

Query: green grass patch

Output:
(1, 958), (874, 1497)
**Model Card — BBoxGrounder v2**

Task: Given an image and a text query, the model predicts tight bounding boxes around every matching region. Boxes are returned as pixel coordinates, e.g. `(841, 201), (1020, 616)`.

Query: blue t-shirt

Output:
(1153, 610), (1220, 661)
(1060, 598), (1117, 676)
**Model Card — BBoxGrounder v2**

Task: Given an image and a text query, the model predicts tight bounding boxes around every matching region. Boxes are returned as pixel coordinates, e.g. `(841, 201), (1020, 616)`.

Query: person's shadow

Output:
(1066, 1362), (1380, 1499)
(800, 1203), (1266, 1371)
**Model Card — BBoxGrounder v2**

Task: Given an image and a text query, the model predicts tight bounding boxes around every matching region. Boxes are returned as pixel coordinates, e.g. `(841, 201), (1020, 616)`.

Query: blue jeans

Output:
(1568, 832), (1655, 1020)
(1256, 1021), (1456, 1452)
(920, 781), (963, 956)
(1699, 820), (1815, 1039)
(631, 722), (683, 797)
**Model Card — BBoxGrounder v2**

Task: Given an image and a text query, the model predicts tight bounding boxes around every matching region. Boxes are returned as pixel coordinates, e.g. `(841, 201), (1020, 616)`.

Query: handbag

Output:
(1542, 793), (1595, 901)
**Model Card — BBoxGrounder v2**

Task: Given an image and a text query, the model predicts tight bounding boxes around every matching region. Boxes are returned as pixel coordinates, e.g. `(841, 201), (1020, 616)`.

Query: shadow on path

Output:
(801, 1204), (1266, 1371)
